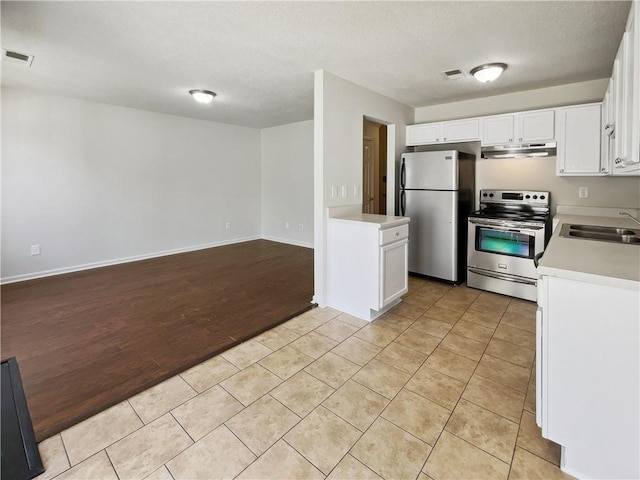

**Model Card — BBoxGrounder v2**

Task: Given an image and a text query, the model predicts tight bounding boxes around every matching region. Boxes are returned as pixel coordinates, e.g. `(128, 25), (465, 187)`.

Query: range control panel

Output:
(479, 189), (550, 206)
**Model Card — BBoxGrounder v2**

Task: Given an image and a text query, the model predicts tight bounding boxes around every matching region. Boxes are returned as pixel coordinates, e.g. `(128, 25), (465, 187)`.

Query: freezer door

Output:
(402, 151), (458, 190)
(405, 190), (458, 281)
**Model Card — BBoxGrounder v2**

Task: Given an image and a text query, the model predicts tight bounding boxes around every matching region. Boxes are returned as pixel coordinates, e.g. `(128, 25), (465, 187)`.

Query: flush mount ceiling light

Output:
(189, 89), (217, 104)
(470, 63), (508, 83)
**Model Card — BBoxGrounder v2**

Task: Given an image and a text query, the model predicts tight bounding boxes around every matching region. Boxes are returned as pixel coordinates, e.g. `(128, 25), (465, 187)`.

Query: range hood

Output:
(481, 142), (557, 159)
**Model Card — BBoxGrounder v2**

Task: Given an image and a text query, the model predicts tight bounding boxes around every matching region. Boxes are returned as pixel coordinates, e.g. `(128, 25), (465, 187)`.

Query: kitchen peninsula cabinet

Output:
(327, 214), (409, 321)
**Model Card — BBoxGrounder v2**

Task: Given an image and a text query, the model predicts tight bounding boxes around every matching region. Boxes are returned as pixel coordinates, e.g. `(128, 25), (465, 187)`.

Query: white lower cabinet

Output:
(327, 215), (409, 321)
(537, 275), (639, 479)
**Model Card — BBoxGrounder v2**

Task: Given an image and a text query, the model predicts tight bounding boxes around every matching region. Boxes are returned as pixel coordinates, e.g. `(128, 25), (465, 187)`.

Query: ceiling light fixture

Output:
(189, 89), (217, 104)
(470, 63), (508, 83)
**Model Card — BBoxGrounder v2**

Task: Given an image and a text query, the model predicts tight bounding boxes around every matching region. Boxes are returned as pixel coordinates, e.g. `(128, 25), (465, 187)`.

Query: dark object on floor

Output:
(1, 239), (314, 441)
(1, 357), (45, 480)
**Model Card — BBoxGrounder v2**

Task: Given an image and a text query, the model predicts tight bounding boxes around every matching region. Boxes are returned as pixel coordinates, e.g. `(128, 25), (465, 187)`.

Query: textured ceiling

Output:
(1, 1), (632, 128)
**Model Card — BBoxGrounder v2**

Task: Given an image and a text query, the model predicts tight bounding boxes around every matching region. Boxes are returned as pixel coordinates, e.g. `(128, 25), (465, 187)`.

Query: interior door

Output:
(362, 137), (375, 213)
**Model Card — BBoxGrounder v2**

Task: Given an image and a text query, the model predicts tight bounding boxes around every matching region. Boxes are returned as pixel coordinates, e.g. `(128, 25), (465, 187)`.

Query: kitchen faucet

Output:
(619, 211), (640, 226)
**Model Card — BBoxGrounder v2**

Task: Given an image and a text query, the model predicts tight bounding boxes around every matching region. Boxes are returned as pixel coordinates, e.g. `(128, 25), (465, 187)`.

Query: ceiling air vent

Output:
(442, 68), (464, 80)
(2, 49), (34, 67)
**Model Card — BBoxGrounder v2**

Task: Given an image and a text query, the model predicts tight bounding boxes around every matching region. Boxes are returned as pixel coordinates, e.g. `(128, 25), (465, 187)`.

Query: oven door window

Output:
(475, 227), (535, 259)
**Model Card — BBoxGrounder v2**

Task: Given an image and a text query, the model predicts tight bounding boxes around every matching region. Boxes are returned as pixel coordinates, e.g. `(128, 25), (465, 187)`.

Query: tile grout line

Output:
(418, 290), (511, 475)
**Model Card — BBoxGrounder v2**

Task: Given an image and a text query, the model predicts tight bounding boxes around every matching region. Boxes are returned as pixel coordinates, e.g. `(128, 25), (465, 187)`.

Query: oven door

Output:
(467, 217), (545, 280)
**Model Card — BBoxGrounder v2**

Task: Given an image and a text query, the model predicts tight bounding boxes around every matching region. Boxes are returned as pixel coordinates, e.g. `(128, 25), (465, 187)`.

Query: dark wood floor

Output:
(1, 240), (314, 441)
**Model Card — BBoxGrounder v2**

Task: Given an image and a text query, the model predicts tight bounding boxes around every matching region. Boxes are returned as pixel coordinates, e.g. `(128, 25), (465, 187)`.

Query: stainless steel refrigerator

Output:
(399, 150), (475, 284)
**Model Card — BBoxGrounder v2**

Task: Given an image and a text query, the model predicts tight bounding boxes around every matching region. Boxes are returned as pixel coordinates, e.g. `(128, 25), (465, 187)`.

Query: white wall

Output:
(1, 88), (262, 282)
(313, 70), (414, 306)
(261, 120), (314, 247)
(477, 156), (640, 213)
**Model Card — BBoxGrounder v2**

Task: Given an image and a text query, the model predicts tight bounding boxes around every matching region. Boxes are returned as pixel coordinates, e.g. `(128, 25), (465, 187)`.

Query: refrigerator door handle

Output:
(400, 189), (406, 216)
(400, 159), (406, 189)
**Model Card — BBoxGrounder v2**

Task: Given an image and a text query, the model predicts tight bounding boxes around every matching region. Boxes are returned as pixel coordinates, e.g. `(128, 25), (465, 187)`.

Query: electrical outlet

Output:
(298, 223), (304, 231)
(225, 222), (231, 229)
(30, 244), (41, 256)
(579, 187), (589, 199)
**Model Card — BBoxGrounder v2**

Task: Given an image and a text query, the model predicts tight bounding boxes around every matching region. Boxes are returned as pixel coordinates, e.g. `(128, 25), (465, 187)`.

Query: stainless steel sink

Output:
(559, 224), (640, 245)
(568, 224), (637, 235)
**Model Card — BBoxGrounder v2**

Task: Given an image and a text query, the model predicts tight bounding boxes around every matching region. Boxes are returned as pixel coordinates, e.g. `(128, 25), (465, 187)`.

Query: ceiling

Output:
(1, 1), (632, 129)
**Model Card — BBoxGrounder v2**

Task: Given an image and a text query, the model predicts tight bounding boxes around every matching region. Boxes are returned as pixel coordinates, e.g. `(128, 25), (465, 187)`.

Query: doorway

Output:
(363, 119), (387, 214)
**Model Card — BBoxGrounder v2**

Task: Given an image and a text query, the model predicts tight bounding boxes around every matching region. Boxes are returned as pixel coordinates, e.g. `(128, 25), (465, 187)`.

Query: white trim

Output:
(0, 236), (260, 285)
(260, 235), (314, 249)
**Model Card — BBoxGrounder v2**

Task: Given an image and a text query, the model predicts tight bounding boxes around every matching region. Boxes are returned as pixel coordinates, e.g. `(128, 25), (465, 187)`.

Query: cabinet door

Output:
(517, 110), (555, 142)
(612, 28), (640, 174)
(632, 2), (640, 166)
(379, 240), (408, 309)
(544, 276), (640, 478)
(406, 123), (442, 146)
(442, 118), (480, 142)
(602, 81), (615, 167)
(613, 33), (629, 170)
(481, 115), (514, 145)
(556, 104), (604, 176)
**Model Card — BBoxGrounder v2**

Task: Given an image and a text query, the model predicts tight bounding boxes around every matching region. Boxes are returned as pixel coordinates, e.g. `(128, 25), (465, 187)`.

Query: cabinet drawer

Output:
(380, 224), (409, 245)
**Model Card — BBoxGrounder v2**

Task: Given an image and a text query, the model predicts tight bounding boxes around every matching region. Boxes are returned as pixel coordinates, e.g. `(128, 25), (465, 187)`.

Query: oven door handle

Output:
(468, 267), (537, 286)
(533, 252), (544, 268)
(468, 218), (544, 230)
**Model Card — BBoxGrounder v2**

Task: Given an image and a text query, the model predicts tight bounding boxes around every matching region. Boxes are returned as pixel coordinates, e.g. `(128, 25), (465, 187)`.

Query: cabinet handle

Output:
(615, 157), (623, 165)
(559, 168), (564, 173)
(509, 138), (513, 142)
(606, 124), (615, 137)
(519, 137), (523, 141)
(443, 137), (447, 141)
(436, 138), (439, 142)
(601, 167), (607, 172)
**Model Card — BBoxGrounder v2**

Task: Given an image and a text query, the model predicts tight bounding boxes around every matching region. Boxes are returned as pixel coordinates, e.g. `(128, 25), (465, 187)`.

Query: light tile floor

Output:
(35, 277), (574, 480)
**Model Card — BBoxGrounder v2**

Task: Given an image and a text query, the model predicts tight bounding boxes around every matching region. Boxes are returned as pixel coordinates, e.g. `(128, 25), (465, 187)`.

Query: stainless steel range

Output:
(467, 189), (551, 301)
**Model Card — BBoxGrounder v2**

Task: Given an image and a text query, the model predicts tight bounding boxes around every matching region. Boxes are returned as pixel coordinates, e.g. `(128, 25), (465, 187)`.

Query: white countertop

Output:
(329, 213), (410, 229)
(539, 213), (640, 290)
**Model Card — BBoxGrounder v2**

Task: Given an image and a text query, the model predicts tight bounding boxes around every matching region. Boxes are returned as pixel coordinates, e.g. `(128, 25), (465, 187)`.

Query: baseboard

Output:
(0, 236), (261, 285)
(261, 235), (314, 249)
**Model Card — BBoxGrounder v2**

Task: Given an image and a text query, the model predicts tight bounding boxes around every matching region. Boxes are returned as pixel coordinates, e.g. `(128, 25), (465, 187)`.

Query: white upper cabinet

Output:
(610, 2), (639, 175)
(481, 110), (555, 146)
(406, 123), (441, 145)
(602, 80), (615, 166)
(441, 118), (480, 143)
(556, 103), (605, 175)
(632, 1), (640, 169)
(517, 110), (556, 142)
(406, 118), (479, 146)
(481, 115), (515, 144)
